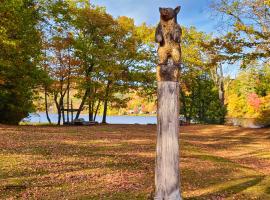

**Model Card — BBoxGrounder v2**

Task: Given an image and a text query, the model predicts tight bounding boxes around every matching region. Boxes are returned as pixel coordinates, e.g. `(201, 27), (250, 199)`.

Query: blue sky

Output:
(91, 0), (215, 34)
(90, 0), (239, 77)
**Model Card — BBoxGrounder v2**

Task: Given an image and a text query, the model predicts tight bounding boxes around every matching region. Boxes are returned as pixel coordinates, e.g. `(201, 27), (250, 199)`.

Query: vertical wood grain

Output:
(155, 81), (181, 200)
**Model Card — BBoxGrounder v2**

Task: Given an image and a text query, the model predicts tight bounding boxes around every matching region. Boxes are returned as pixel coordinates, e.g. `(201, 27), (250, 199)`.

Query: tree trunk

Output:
(44, 87), (52, 124)
(61, 102), (65, 124)
(75, 63), (94, 120)
(66, 82), (70, 123)
(66, 47), (72, 123)
(71, 100), (74, 123)
(54, 94), (61, 125)
(94, 99), (101, 121)
(102, 100), (108, 124)
(75, 90), (88, 120)
(155, 81), (181, 200)
(102, 81), (111, 124)
(211, 64), (225, 107)
(43, 45), (51, 124)
(218, 64), (225, 106)
(88, 99), (93, 121)
(59, 94), (65, 124)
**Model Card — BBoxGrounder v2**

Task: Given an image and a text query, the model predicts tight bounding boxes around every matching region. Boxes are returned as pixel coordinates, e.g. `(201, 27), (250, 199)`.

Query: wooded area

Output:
(0, 0), (269, 126)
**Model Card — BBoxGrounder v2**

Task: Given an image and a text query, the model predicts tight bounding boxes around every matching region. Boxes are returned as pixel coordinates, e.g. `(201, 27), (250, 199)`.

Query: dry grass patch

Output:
(0, 124), (269, 199)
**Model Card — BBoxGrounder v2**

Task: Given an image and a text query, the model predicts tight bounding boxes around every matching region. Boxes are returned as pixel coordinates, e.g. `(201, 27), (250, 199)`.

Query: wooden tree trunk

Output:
(53, 93), (61, 125)
(89, 99), (94, 121)
(218, 64), (225, 106)
(44, 87), (52, 124)
(155, 64), (181, 200)
(75, 90), (88, 120)
(66, 82), (70, 123)
(94, 100), (101, 121)
(60, 97), (65, 124)
(102, 80), (111, 124)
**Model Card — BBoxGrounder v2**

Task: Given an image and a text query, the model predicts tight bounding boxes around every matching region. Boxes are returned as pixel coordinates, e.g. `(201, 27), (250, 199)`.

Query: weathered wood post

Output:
(155, 6), (182, 200)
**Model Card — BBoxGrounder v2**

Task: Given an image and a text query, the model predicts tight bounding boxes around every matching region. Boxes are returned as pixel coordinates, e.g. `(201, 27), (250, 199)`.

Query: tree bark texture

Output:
(94, 100), (101, 121)
(54, 94), (61, 125)
(44, 88), (52, 124)
(155, 81), (181, 200)
(102, 80), (111, 124)
(218, 65), (225, 106)
(75, 90), (88, 120)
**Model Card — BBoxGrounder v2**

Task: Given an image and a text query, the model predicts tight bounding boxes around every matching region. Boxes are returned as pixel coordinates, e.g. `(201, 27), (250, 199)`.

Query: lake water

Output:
(24, 113), (157, 125)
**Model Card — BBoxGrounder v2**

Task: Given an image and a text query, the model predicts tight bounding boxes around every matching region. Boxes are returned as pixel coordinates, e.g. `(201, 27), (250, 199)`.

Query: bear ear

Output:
(159, 7), (163, 13)
(174, 6), (181, 14)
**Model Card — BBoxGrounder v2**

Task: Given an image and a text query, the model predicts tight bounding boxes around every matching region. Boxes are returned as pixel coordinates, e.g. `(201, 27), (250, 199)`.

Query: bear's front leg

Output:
(172, 24), (182, 43)
(171, 48), (181, 66)
(158, 47), (169, 65)
(155, 23), (164, 44)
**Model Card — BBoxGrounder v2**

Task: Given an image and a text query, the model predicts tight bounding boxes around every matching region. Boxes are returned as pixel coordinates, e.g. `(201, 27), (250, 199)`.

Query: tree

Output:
(211, 0), (270, 67)
(71, 4), (156, 123)
(100, 17), (156, 123)
(179, 27), (227, 124)
(71, 4), (117, 121)
(227, 64), (270, 126)
(32, 1), (156, 125)
(0, 0), (46, 124)
(39, 0), (77, 125)
(180, 71), (227, 124)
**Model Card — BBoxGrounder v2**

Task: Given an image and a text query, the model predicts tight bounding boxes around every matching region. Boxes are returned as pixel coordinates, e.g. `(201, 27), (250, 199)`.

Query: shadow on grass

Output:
(181, 127), (269, 152)
(80, 191), (148, 200)
(193, 154), (233, 163)
(185, 175), (265, 200)
(3, 184), (27, 191)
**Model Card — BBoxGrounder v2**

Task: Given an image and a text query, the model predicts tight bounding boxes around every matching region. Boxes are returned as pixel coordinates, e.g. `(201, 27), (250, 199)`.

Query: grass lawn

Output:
(0, 124), (270, 199)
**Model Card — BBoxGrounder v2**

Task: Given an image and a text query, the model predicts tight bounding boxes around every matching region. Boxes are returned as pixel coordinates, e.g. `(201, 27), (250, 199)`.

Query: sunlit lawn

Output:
(0, 124), (270, 199)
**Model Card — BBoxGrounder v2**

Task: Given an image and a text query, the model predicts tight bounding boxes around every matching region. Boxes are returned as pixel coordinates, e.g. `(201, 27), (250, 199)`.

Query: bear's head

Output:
(159, 6), (181, 21)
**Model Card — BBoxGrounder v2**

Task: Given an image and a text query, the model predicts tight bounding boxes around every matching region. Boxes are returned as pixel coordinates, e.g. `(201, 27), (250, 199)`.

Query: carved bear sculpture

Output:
(155, 6), (182, 81)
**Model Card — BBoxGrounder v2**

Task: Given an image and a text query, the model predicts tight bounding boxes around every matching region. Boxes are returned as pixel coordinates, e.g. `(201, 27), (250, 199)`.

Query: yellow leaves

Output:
(227, 91), (261, 118)
(234, 21), (255, 34)
(0, 27), (17, 48)
(234, 21), (245, 31)
(67, 0), (91, 9)
(227, 94), (246, 118)
(135, 23), (155, 44)
(226, 65), (270, 125)
(227, 96), (262, 119)
(117, 16), (134, 32)
(264, 0), (270, 6)
(181, 27), (209, 68)
(256, 94), (270, 124)
(184, 90), (192, 96)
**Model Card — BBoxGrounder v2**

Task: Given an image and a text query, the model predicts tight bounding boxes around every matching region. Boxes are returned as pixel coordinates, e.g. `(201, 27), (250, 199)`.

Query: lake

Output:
(24, 113), (157, 125)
